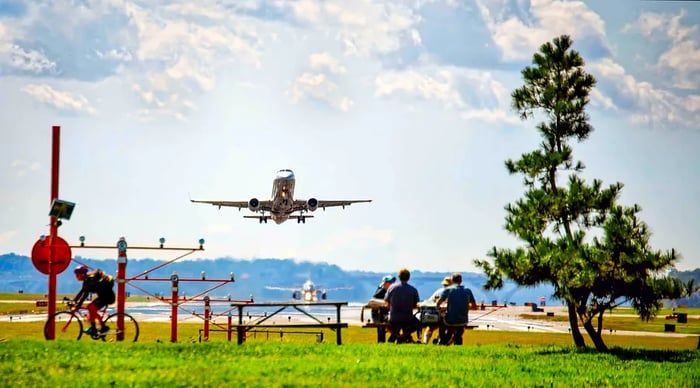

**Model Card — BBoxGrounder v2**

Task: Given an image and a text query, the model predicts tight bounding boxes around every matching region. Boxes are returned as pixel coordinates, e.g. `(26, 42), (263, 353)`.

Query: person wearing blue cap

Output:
(370, 275), (396, 324)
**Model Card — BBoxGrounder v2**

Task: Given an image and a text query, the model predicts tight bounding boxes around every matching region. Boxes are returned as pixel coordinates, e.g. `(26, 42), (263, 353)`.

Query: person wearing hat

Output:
(420, 276), (453, 343)
(437, 272), (476, 345)
(370, 275), (396, 324)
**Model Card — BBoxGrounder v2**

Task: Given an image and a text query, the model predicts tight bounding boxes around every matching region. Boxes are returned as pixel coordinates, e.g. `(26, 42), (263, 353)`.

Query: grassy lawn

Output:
(1, 292), (698, 387)
(0, 339), (697, 387)
(2, 292), (698, 349)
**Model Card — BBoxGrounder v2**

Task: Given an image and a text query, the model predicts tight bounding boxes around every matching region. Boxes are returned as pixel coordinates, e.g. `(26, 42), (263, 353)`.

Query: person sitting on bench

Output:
(385, 268), (420, 343)
(437, 272), (476, 345)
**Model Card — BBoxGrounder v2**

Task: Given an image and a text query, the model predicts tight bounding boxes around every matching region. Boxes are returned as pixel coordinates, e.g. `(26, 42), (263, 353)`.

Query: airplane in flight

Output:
(190, 169), (372, 224)
(266, 279), (352, 302)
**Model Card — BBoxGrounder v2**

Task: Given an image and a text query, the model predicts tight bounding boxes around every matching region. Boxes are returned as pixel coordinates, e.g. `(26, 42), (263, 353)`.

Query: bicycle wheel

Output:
(45, 311), (83, 340)
(103, 313), (139, 342)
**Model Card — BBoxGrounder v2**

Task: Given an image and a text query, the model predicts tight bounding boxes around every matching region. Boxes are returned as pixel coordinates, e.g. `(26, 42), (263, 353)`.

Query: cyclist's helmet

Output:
(74, 265), (89, 275)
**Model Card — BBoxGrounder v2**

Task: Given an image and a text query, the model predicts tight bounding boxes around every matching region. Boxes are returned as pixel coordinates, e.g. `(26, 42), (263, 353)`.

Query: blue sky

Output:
(1, 0), (698, 273)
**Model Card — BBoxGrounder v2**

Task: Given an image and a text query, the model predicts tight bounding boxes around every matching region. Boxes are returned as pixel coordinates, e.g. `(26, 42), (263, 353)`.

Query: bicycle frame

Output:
(45, 298), (140, 342)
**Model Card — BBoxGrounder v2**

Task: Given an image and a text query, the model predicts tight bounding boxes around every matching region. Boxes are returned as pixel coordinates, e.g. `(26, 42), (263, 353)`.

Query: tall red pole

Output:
(170, 273), (179, 342)
(116, 237), (127, 341)
(46, 126), (60, 340)
(203, 295), (210, 341)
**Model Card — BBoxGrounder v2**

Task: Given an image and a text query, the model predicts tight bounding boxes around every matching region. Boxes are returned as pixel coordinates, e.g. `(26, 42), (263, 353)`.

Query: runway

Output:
(2, 302), (696, 338)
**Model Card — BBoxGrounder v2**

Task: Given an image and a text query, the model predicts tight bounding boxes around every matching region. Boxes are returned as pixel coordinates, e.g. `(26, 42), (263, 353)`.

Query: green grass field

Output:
(1, 293), (699, 386)
(0, 340), (698, 387)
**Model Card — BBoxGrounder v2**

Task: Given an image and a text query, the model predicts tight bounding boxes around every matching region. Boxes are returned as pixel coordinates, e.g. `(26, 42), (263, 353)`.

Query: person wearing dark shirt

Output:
(72, 265), (116, 337)
(437, 272), (476, 345)
(384, 268), (420, 343)
(371, 274), (395, 323)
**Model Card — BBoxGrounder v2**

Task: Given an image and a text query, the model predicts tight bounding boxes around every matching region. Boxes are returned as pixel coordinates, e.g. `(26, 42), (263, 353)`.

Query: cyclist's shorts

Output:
(93, 290), (116, 308)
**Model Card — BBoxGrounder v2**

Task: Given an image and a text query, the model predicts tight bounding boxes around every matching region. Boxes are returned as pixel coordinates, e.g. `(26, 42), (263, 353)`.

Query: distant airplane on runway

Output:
(266, 279), (352, 302)
(190, 169), (372, 224)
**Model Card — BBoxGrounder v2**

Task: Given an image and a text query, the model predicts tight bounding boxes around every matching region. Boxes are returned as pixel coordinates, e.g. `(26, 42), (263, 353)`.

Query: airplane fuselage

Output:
(269, 169), (296, 224)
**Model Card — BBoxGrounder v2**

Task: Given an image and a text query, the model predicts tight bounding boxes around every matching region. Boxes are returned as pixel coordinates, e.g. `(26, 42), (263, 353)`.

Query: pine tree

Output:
(475, 35), (680, 351)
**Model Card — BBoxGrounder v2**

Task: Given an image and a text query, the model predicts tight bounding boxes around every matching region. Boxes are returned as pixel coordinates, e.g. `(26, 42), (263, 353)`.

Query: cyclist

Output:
(72, 265), (115, 336)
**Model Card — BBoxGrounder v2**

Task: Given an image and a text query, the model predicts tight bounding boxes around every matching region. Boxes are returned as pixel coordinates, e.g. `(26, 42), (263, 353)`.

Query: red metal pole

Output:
(203, 296), (210, 341)
(170, 273), (179, 342)
(46, 126), (60, 340)
(116, 237), (127, 341)
(227, 314), (232, 342)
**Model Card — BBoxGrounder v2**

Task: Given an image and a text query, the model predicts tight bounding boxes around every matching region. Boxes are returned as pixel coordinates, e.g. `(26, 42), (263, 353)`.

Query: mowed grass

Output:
(0, 339), (698, 387)
(2, 319), (699, 350)
(1, 295), (699, 387)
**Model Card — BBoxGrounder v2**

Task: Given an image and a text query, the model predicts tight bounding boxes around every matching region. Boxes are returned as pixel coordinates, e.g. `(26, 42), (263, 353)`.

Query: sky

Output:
(1, 0), (699, 274)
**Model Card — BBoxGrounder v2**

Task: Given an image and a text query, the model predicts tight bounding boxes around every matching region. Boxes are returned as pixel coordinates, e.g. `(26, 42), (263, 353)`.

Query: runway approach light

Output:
(159, 237), (165, 248)
(199, 238), (205, 249)
(79, 236), (85, 247)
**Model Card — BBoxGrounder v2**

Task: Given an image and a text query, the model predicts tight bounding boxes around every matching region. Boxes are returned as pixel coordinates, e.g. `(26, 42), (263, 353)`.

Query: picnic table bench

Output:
(230, 301), (349, 345)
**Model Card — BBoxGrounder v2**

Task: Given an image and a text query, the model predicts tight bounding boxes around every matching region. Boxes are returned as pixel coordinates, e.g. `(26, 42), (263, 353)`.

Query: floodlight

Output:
(49, 199), (75, 220)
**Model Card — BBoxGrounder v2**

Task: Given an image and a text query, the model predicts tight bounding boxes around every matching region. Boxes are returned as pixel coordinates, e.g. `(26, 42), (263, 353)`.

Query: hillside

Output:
(2, 253), (697, 306)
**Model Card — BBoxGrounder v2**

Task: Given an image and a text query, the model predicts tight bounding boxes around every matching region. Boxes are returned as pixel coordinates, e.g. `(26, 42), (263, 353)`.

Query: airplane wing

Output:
(191, 199), (273, 212)
(292, 199), (372, 212)
(265, 286), (297, 291)
(318, 200), (372, 208)
(322, 286), (353, 291)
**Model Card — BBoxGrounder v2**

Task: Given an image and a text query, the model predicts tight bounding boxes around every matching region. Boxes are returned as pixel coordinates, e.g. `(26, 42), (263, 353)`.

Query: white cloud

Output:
(20, 84), (96, 115)
(460, 109), (519, 124)
(589, 58), (700, 128)
(477, 0), (606, 61)
(289, 0), (323, 24)
(375, 66), (514, 123)
(309, 53), (346, 74)
(589, 88), (616, 111)
(121, 2), (263, 118)
(623, 10), (697, 43)
(375, 69), (465, 109)
(289, 72), (354, 112)
(277, 0), (422, 57)
(0, 24), (55, 73)
(10, 160), (41, 177)
(623, 10), (700, 90)
(95, 48), (133, 61)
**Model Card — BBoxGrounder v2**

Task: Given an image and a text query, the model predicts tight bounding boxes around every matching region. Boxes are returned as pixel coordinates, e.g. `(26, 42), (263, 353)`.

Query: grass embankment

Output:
(2, 320), (699, 350)
(1, 293), (698, 386)
(0, 340), (698, 387)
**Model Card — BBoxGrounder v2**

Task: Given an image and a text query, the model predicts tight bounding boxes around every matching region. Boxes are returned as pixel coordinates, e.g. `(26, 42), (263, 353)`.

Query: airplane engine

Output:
(292, 291), (301, 300)
(307, 198), (319, 212)
(248, 198), (260, 212)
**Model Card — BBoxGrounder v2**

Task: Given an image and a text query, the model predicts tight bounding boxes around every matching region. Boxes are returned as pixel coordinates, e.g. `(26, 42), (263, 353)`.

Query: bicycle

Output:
(44, 297), (140, 342)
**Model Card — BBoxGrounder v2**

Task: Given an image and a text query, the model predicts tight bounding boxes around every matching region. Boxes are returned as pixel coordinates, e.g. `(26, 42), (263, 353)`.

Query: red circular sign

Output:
(31, 236), (72, 275)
